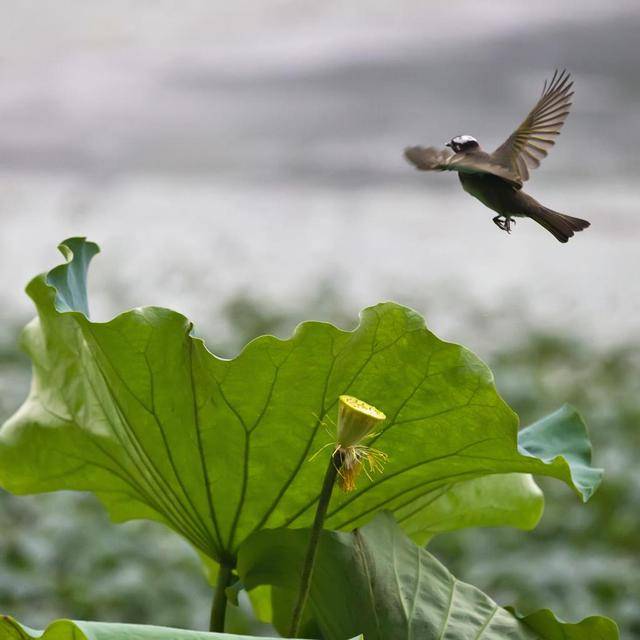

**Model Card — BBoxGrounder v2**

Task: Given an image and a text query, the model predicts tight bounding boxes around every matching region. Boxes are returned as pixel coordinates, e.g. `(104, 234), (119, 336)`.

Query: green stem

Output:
(209, 563), (233, 632)
(288, 450), (342, 638)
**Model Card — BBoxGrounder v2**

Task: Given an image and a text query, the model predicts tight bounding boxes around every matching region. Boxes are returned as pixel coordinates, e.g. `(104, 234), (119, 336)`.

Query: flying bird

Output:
(404, 70), (590, 242)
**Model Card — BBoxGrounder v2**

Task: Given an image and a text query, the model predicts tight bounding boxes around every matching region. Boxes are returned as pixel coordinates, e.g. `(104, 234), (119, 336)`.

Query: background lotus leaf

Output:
(0, 616), (362, 640)
(236, 512), (619, 639)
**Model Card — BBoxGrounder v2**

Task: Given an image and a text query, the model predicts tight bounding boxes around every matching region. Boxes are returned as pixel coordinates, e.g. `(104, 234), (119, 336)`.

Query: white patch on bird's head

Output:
(447, 135), (479, 153)
(452, 135), (477, 145)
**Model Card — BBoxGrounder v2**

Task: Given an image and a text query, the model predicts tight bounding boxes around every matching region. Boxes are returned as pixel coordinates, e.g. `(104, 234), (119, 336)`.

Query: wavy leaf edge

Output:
(0, 237), (603, 567)
(0, 615), (364, 640)
(36, 237), (603, 496)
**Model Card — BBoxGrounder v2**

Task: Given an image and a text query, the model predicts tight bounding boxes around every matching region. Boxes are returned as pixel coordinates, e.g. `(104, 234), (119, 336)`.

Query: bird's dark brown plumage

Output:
(492, 69), (574, 182)
(404, 69), (590, 243)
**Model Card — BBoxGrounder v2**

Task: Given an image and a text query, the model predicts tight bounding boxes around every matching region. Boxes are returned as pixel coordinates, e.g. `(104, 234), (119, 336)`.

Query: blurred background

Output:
(0, 0), (639, 637)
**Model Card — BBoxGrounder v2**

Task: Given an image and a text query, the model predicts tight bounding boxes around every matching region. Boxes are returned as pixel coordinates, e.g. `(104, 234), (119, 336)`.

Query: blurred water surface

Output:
(1, 0), (639, 347)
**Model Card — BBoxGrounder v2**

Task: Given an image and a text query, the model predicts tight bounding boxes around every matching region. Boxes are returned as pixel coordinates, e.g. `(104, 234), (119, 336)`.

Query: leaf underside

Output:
(237, 512), (619, 640)
(0, 238), (602, 566)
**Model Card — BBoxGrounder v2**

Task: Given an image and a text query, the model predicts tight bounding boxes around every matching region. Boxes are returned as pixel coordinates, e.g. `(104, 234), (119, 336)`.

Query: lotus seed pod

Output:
(337, 395), (386, 448)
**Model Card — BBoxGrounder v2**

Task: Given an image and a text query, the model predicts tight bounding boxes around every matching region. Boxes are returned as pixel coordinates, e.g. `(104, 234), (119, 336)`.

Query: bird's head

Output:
(446, 135), (479, 153)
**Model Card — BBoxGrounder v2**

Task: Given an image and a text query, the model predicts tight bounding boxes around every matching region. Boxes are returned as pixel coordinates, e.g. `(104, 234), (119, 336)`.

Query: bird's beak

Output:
(444, 142), (452, 148)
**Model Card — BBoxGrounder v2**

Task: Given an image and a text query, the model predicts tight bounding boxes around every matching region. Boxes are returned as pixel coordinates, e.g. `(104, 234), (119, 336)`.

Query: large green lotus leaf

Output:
(403, 404), (599, 544)
(0, 616), (362, 640)
(508, 608), (620, 640)
(402, 472), (544, 545)
(0, 238), (602, 566)
(237, 512), (619, 640)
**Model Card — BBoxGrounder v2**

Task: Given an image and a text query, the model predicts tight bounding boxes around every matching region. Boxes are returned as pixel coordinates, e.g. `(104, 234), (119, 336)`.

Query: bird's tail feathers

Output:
(528, 207), (590, 243)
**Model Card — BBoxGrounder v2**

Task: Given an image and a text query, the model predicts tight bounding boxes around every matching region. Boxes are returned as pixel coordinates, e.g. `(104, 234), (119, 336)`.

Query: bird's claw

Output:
(492, 215), (516, 234)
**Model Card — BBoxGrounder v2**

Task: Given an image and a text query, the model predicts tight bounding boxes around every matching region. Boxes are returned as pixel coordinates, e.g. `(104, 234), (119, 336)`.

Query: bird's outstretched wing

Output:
(404, 146), (454, 171)
(404, 146), (523, 188)
(491, 69), (573, 182)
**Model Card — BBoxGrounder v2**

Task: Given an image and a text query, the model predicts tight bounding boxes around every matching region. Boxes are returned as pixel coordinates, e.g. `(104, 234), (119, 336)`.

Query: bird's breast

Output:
(458, 173), (515, 215)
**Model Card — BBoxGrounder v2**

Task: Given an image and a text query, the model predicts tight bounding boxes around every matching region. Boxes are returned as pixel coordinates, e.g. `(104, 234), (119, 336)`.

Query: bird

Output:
(404, 70), (590, 243)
